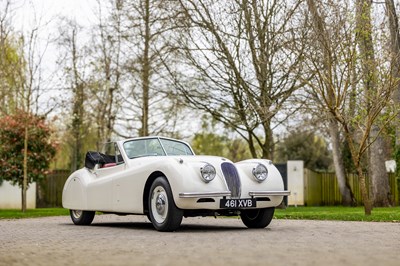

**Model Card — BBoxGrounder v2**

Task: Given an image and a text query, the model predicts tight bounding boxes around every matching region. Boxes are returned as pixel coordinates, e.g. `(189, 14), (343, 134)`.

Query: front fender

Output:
(164, 156), (232, 209)
(235, 159), (285, 191)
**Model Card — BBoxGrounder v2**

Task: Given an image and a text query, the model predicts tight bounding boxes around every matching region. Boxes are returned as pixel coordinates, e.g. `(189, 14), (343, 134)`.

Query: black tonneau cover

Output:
(84, 151), (115, 170)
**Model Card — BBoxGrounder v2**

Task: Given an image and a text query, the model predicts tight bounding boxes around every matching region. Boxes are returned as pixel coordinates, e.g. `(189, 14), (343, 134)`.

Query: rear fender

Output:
(62, 169), (90, 210)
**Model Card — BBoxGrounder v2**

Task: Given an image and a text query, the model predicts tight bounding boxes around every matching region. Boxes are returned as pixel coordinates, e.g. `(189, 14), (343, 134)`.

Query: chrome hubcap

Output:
(151, 186), (169, 224)
(156, 194), (166, 214)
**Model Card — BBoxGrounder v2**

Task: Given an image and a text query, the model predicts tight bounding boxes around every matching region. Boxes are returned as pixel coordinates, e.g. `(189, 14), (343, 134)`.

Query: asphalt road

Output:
(0, 214), (399, 266)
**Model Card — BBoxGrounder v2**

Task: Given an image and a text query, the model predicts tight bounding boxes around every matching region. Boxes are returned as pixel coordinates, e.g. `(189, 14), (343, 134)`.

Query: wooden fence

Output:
(304, 169), (400, 206)
(37, 170), (70, 208)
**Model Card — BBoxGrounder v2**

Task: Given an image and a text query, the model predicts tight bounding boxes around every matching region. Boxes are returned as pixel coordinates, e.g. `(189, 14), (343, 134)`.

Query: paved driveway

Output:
(0, 214), (399, 266)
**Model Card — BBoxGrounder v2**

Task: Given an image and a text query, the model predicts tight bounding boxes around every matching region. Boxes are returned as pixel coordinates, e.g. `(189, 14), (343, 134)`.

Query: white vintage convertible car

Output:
(62, 136), (289, 231)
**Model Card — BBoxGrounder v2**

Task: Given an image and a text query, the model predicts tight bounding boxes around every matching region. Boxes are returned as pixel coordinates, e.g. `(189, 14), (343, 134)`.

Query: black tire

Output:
(148, 177), (183, 232)
(240, 207), (275, 228)
(69, 210), (95, 225)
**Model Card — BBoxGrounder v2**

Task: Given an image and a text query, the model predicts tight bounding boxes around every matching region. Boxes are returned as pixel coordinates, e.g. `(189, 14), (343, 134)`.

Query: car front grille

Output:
(221, 162), (241, 198)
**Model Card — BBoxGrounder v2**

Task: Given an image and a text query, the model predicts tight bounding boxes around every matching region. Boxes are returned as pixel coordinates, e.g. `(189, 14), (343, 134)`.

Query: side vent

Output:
(221, 162), (241, 198)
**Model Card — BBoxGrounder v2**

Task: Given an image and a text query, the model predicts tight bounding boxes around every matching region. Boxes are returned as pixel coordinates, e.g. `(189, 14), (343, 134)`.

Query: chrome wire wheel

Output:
(148, 177), (183, 232)
(151, 186), (169, 224)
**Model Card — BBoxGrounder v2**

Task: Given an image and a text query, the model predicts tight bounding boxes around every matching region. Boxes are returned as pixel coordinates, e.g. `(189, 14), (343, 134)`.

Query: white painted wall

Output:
(287, 160), (304, 206)
(0, 181), (36, 209)
(385, 160), (396, 173)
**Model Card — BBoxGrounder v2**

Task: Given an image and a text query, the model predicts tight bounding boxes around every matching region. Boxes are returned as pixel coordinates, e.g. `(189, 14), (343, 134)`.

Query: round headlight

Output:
(252, 164), (268, 182)
(200, 163), (216, 183)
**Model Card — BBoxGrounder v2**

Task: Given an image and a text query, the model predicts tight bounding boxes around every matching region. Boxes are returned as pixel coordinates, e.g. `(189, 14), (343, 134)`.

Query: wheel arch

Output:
(143, 171), (168, 215)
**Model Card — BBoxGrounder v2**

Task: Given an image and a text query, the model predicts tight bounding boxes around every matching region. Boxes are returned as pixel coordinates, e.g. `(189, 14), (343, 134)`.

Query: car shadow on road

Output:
(178, 223), (260, 233)
(91, 221), (155, 230)
(62, 221), (254, 232)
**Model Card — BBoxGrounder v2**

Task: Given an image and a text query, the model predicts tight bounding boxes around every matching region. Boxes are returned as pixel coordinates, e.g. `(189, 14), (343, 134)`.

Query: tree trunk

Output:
(70, 28), (84, 171)
(356, 164), (372, 215)
(22, 124), (28, 212)
(247, 133), (258, 158)
(261, 120), (273, 160)
(71, 86), (83, 171)
(328, 119), (355, 206)
(369, 126), (391, 206)
(140, 0), (150, 137)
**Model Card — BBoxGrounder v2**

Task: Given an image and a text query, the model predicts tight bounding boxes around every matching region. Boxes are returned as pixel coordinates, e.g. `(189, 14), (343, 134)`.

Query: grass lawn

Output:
(275, 206), (400, 222)
(0, 206), (399, 222)
(0, 208), (69, 219)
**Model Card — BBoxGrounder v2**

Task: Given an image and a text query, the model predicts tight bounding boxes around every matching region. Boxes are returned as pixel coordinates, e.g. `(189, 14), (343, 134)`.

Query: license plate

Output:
(220, 198), (256, 209)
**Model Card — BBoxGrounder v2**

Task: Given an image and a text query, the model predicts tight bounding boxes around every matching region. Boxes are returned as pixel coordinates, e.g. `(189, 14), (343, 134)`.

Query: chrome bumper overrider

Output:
(179, 190), (290, 198)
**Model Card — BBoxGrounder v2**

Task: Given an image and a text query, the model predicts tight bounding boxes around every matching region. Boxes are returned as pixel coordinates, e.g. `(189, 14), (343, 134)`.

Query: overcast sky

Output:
(1, 0), (103, 113)
(11, 0), (98, 30)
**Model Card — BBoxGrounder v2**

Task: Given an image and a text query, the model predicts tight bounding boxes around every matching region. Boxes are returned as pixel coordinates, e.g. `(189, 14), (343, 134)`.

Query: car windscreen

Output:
(159, 138), (193, 156)
(123, 138), (166, 159)
(123, 138), (193, 158)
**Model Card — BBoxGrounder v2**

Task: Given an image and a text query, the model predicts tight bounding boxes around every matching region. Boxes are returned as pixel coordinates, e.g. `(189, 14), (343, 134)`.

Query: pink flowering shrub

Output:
(0, 111), (57, 187)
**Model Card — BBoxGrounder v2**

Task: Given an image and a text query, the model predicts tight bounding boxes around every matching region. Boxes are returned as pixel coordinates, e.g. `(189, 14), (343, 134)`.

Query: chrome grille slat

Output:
(221, 162), (241, 198)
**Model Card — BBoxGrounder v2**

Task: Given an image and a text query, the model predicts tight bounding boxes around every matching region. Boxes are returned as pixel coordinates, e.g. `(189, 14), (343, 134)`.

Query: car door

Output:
(86, 142), (125, 212)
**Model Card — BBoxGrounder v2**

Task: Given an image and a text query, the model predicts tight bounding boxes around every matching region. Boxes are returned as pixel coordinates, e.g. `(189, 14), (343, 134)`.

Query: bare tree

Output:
(385, 0), (400, 180)
(54, 0), (186, 169)
(116, 0), (185, 137)
(88, 0), (124, 146)
(305, 0), (355, 205)
(356, 0), (391, 207)
(171, 0), (307, 159)
(0, 0), (23, 114)
(304, 0), (397, 214)
(57, 20), (89, 171)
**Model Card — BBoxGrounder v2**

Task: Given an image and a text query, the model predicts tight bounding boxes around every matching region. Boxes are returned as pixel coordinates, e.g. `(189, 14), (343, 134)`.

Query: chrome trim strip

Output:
(179, 191), (232, 198)
(249, 191), (291, 197)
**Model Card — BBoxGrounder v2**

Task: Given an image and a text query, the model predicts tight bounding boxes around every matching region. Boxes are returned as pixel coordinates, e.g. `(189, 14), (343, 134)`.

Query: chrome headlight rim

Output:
(200, 163), (216, 183)
(252, 163), (268, 182)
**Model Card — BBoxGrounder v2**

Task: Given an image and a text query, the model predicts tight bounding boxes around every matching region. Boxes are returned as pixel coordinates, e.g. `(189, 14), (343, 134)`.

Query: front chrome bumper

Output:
(248, 190), (291, 197)
(179, 191), (231, 198)
(179, 190), (290, 198)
